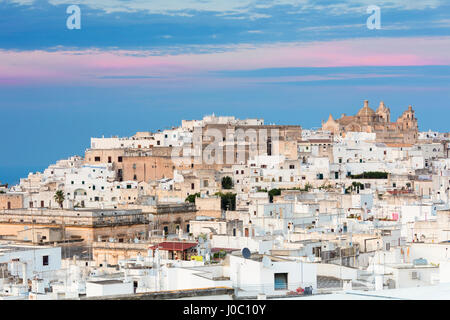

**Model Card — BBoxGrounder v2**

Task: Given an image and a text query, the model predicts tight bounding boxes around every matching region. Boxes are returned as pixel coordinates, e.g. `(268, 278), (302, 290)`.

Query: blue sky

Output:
(1, 0), (450, 185)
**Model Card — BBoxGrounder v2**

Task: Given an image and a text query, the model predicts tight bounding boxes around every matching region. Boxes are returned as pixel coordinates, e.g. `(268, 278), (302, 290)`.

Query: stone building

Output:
(322, 100), (418, 144)
(0, 193), (24, 210)
(0, 208), (149, 244)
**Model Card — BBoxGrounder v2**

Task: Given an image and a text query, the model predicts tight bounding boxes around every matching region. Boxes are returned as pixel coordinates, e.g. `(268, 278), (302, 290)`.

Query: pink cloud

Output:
(0, 36), (449, 85)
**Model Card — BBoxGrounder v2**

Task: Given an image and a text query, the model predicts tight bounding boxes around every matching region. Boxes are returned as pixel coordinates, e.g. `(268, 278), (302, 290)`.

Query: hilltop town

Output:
(1, 100), (450, 300)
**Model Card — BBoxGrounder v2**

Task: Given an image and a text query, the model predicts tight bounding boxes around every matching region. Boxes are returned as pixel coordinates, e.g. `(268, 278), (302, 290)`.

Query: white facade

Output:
(229, 252), (317, 297)
(85, 280), (134, 297)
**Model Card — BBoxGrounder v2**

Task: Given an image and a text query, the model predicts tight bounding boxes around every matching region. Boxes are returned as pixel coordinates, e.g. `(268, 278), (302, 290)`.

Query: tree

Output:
(268, 188), (281, 203)
(349, 171), (388, 179)
(185, 192), (201, 203)
(54, 190), (65, 208)
(214, 192), (236, 211)
(221, 176), (233, 189)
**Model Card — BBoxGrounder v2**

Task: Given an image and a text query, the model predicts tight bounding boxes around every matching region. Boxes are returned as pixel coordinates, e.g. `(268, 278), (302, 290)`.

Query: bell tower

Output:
(376, 101), (390, 123)
(397, 105), (418, 132)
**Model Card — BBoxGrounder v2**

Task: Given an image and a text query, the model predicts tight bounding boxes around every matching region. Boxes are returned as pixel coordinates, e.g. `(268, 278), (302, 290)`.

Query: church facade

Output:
(321, 100), (418, 144)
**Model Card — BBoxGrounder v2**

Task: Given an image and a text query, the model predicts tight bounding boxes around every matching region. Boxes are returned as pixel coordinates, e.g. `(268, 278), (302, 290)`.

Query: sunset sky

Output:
(1, 0), (450, 184)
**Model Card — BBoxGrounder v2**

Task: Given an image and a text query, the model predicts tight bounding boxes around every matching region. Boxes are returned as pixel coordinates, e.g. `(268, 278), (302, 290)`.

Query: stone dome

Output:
(357, 100), (375, 117)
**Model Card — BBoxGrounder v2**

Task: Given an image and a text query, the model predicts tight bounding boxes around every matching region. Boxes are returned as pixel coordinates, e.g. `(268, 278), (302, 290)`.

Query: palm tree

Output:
(54, 190), (65, 208)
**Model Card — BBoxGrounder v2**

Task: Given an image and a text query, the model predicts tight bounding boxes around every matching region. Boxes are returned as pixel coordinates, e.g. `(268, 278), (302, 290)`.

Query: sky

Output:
(1, 0), (450, 185)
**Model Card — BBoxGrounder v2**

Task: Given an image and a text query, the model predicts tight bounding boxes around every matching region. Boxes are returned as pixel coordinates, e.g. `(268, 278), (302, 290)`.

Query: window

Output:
(118, 156), (123, 162)
(289, 165), (295, 169)
(43, 255), (49, 266)
(108, 156), (112, 163)
(94, 156), (101, 162)
(274, 273), (288, 290)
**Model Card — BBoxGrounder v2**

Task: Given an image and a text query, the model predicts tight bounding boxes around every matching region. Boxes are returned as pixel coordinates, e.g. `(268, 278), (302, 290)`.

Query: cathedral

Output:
(321, 100), (418, 144)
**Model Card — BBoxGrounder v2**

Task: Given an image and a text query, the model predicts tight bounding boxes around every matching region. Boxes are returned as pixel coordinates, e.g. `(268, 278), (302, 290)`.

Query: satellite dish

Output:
(242, 247), (251, 259)
(198, 237), (204, 244)
(262, 256), (271, 268)
(307, 254), (315, 262)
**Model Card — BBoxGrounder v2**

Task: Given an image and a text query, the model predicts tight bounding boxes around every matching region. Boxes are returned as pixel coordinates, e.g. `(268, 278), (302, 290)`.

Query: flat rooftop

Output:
(87, 280), (125, 285)
(285, 283), (450, 300)
(231, 251), (292, 262)
(0, 242), (55, 254)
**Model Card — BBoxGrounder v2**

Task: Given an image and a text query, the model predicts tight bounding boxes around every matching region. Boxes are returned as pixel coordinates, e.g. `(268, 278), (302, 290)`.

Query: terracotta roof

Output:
(211, 247), (238, 253)
(309, 139), (333, 143)
(150, 241), (197, 251)
(385, 143), (413, 148)
(337, 115), (356, 125)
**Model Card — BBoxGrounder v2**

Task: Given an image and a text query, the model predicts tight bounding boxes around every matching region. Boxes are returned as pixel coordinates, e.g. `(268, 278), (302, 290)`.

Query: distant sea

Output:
(0, 165), (47, 186)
